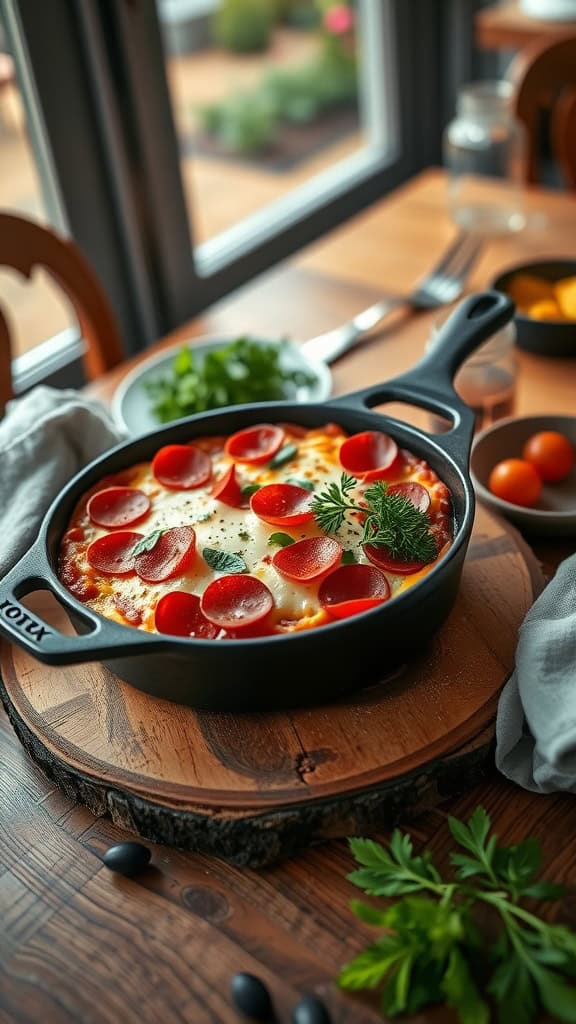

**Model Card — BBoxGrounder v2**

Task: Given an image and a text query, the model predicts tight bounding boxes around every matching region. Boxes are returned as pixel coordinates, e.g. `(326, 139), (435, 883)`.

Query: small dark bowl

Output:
(492, 259), (576, 357)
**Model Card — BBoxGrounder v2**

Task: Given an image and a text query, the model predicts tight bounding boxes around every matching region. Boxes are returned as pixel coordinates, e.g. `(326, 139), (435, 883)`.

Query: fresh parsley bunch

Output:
(145, 337), (315, 422)
(340, 808), (576, 1023)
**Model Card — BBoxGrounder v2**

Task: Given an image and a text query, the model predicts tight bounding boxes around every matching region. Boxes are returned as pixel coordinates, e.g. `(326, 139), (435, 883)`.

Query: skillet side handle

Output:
(0, 543), (155, 665)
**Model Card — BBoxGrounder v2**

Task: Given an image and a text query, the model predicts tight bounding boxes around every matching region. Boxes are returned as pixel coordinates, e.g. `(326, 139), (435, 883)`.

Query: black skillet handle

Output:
(329, 291), (515, 468)
(0, 540), (155, 665)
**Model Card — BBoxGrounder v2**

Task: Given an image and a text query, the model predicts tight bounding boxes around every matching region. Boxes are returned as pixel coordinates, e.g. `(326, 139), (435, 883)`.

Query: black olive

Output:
(102, 842), (151, 877)
(230, 973), (274, 1020)
(291, 994), (332, 1024)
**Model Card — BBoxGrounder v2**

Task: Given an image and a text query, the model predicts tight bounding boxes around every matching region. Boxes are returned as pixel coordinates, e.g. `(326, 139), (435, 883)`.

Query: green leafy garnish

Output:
(240, 483), (261, 498)
(269, 444), (298, 469)
(310, 473), (437, 564)
(341, 549), (357, 565)
(145, 337), (316, 423)
(339, 807), (576, 1024)
(132, 530), (164, 557)
(202, 548), (247, 574)
(268, 532), (295, 548)
(287, 477), (315, 491)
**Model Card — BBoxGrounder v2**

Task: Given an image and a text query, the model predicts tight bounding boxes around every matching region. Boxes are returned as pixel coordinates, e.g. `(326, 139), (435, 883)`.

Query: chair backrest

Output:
(0, 213), (124, 416)
(508, 36), (576, 190)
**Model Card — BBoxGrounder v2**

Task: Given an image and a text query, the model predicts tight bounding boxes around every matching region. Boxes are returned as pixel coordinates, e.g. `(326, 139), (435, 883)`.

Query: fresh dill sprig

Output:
(310, 473), (437, 564)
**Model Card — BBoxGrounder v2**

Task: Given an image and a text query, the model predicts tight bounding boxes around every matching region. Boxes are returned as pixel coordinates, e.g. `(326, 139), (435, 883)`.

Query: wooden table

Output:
(2, 169), (576, 1023)
(476, 2), (576, 52)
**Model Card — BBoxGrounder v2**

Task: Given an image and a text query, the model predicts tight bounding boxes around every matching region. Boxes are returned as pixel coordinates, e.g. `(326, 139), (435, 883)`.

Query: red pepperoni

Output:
(250, 483), (313, 526)
(364, 544), (434, 575)
(272, 537), (342, 583)
(318, 564), (390, 619)
(86, 531), (143, 576)
(152, 444), (212, 490)
(225, 424), (284, 465)
(212, 464), (246, 508)
(134, 526), (196, 583)
(387, 481), (431, 515)
(87, 487), (151, 529)
(154, 591), (219, 638)
(340, 431), (400, 481)
(200, 575), (274, 630)
(63, 527), (85, 543)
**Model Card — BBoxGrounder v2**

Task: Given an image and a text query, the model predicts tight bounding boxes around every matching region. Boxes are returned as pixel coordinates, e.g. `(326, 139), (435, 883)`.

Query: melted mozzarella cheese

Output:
(60, 427), (453, 634)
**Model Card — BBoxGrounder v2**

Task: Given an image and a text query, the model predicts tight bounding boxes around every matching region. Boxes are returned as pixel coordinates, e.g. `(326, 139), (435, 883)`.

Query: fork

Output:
(300, 231), (482, 364)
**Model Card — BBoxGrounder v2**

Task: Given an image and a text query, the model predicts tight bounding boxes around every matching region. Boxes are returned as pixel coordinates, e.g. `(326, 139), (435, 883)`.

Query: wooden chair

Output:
(0, 212), (124, 417)
(508, 36), (576, 190)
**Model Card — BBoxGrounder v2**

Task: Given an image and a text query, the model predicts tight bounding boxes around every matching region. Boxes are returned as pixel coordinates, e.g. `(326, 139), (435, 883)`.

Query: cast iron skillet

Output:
(0, 291), (514, 711)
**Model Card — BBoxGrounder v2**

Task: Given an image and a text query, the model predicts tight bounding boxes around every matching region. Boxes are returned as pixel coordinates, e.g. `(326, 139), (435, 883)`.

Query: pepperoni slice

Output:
(134, 526), (196, 583)
(212, 464), (246, 509)
(340, 431), (401, 481)
(272, 537), (342, 583)
(364, 544), (435, 575)
(250, 483), (313, 526)
(86, 531), (143, 576)
(152, 445), (212, 490)
(318, 564), (390, 619)
(155, 591), (219, 638)
(87, 487), (151, 529)
(225, 424), (284, 465)
(387, 481), (431, 515)
(200, 575), (274, 630)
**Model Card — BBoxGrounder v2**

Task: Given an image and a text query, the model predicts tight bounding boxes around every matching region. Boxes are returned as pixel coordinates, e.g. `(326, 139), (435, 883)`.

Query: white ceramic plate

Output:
(112, 335), (332, 437)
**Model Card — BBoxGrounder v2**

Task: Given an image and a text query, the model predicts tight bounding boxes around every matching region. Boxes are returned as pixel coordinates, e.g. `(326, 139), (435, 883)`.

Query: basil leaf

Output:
(269, 444), (298, 468)
(202, 548), (247, 574)
(132, 530), (164, 557)
(268, 532), (295, 548)
(342, 549), (357, 565)
(240, 483), (261, 497)
(287, 477), (315, 492)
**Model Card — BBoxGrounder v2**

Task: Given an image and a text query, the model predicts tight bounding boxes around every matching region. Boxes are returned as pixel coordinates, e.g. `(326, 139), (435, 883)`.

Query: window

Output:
(4, 0), (458, 382)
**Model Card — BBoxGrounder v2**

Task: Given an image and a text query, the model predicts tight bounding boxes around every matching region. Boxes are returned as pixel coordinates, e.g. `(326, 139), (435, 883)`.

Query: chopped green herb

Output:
(268, 532), (295, 548)
(269, 444), (298, 469)
(339, 807), (576, 1024)
(145, 336), (316, 423)
(238, 530), (251, 542)
(287, 477), (315, 492)
(341, 549), (357, 564)
(132, 530), (164, 557)
(196, 512), (213, 523)
(202, 548), (247, 574)
(310, 473), (437, 565)
(240, 483), (261, 498)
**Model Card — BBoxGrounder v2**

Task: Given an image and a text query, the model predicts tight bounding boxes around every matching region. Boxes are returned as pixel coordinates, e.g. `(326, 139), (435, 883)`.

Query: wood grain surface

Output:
(0, 505), (543, 868)
(2, 170), (576, 1022)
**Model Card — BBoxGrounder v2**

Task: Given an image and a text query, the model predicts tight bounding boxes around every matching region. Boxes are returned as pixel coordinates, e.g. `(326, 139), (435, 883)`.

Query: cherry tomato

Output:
(522, 431), (574, 483)
(225, 424), (284, 464)
(87, 487), (151, 529)
(152, 444), (212, 490)
(339, 430), (401, 481)
(250, 483), (313, 526)
(488, 459), (542, 507)
(318, 564), (390, 620)
(387, 481), (431, 515)
(272, 537), (342, 583)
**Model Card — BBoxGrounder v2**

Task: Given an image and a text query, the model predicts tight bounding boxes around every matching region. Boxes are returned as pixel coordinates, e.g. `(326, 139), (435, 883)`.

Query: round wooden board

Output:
(0, 505), (543, 866)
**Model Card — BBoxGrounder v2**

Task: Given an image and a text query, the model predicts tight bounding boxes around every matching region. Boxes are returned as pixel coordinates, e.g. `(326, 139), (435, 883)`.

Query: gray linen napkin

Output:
(496, 551), (576, 793)
(0, 386), (124, 578)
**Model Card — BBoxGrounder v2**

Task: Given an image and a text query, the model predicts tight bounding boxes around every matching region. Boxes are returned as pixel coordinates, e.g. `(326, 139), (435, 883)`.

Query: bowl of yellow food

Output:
(492, 259), (576, 357)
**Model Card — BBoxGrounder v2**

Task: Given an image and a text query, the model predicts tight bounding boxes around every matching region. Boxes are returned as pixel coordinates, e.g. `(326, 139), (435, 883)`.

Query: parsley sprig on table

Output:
(145, 337), (315, 422)
(339, 807), (576, 1023)
(310, 473), (437, 564)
